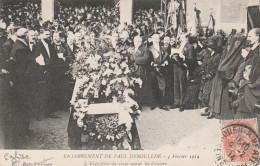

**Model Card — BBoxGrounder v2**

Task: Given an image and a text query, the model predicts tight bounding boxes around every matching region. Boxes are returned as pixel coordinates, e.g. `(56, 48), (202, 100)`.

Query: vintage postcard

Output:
(0, 0), (259, 165)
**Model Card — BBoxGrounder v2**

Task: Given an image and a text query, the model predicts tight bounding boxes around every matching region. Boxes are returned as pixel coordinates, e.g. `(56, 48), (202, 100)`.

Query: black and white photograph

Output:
(0, 0), (260, 164)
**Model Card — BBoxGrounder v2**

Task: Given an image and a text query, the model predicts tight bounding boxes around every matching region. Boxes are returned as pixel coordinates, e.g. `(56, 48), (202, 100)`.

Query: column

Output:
(120, 0), (133, 24)
(42, 0), (55, 22)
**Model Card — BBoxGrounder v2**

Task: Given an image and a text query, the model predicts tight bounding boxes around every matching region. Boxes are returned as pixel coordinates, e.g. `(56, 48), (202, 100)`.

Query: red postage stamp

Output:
(222, 118), (259, 163)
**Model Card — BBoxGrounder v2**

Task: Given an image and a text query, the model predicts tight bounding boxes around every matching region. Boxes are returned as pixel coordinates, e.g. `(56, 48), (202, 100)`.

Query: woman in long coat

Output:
(199, 37), (221, 107)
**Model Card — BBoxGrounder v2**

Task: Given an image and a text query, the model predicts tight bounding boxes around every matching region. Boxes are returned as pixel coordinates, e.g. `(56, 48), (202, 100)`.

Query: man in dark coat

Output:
(26, 30), (38, 119)
(169, 35), (192, 111)
(53, 31), (72, 111)
(3, 26), (16, 60)
(234, 28), (260, 120)
(10, 28), (33, 148)
(32, 29), (60, 118)
(2, 26), (17, 74)
(162, 36), (173, 104)
(65, 34), (78, 62)
(0, 27), (17, 149)
(149, 34), (169, 111)
(131, 35), (152, 105)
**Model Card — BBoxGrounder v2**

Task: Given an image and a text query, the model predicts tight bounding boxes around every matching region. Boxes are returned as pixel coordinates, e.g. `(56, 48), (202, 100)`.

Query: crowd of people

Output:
(0, 1), (260, 149)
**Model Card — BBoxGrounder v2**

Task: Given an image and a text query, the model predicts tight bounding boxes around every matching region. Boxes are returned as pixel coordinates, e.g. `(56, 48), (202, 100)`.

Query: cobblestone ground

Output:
(25, 107), (220, 150)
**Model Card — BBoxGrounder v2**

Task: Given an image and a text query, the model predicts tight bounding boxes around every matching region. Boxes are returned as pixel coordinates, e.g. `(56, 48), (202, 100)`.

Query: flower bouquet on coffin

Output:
(69, 37), (143, 149)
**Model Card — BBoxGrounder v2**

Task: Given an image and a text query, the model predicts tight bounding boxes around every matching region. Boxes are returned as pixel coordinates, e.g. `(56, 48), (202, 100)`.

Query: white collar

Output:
(210, 50), (215, 56)
(10, 35), (17, 42)
(153, 45), (160, 51)
(251, 43), (260, 51)
(41, 39), (50, 56)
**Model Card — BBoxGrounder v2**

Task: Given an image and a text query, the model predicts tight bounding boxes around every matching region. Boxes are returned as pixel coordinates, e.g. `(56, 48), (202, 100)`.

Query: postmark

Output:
(221, 118), (259, 163)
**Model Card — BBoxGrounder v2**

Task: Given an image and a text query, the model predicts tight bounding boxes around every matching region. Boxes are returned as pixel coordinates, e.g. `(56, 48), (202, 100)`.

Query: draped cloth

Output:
(217, 34), (247, 80)
(168, 0), (180, 30)
(210, 34), (246, 119)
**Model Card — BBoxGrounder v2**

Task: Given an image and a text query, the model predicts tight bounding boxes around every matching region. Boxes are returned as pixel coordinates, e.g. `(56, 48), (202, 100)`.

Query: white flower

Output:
(95, 54), (102, 61)
(124, 68), (131, 74)
(105, 86), (111, 97)
(77, 120), (84, 128)
(104, 62), (110, 68)
(78, 111), (86, 119)
(75, 52), (83, 60)
(110, 63), (116, 69)
(120, 62), (128, 69)
(74, 102), (81, 108)
(137, 110), (142, 115)
(122, 78), (129, 87)
(114, 68), (122, 76)
(109, 57), (115, 63)
(112, 96), (118, 103)
(101, 79), (107, 85)
(106, 135), (111, 140)
(102, 69), (112, 77)
(110, 79), (116, 84)
(130, 80), (134, 86)
(106, 69), (113, 76)
(81, 76), (90, 83)
(102, 71), (106, 76)
(83, 88), (89, 98)
(73, 111), (79, 118)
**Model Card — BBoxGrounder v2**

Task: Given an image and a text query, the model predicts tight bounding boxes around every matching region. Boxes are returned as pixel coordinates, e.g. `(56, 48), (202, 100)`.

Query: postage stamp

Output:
(221, 118), (259, 163)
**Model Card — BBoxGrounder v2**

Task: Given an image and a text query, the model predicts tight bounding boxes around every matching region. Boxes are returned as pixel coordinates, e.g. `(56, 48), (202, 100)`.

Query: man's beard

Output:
(54, 40), (61, 45)
(135, 44), (141, 48)
(30, 40), (35, 44)
(44, 38), (51, 44)
(247, 39), (257, 47)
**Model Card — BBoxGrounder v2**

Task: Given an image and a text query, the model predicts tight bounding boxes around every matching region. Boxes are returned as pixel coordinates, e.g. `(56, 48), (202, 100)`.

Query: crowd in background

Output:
(0, 1), (260, 149)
